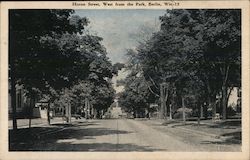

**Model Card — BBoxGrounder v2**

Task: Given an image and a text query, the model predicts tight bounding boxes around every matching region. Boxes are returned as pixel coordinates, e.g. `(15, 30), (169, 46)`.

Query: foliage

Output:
(120, 9), (241, 119)
(9, 9), (116, 128)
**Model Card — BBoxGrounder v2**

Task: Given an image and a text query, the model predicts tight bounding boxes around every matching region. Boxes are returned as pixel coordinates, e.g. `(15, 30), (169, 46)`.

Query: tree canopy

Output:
(9, 9), (116, 129)
(120, 9), (241, 120)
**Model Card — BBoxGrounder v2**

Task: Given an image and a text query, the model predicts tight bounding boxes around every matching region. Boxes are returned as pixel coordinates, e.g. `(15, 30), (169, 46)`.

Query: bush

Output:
(173, 108), (193, 119)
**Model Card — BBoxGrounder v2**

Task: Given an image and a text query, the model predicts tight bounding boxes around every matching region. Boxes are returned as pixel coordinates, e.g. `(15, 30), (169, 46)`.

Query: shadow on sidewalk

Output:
(208, 120), (241, 129)
(201, 131), (241, 145)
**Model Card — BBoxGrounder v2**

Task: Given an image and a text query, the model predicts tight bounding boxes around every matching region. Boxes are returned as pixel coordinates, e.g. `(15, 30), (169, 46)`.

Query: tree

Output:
(144, 9), (241, 120)
(200, 10), (241, 119)
(119, 76), (155, 118)
(122, 9), (241, 121)
(119, 49), (157, 118)
(9, 9), (88, 130)
(133, 10), (195, 119)
(51, 32), (116, 121)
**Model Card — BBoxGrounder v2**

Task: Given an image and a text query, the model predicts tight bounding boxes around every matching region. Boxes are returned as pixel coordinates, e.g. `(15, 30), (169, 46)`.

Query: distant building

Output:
(110, 107), (122, 118)
(108, 96), (122, 118)
(228, 87), (241, 112)
(34, 100), (51, 119)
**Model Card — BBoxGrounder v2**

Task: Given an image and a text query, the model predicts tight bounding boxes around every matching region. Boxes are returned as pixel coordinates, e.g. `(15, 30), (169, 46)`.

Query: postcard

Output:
(0, 1), (249, 160)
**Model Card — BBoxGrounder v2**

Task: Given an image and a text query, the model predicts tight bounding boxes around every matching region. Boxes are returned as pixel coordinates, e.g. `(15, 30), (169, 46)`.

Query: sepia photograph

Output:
(1, 1), (250, 160)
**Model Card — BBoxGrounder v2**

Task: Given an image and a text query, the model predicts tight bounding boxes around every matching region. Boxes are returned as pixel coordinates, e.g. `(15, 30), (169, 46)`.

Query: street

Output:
(9, 118), (241, 151)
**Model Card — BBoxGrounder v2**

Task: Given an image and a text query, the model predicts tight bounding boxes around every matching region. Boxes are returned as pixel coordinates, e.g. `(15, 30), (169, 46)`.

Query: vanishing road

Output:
(10, 119), (241, 151)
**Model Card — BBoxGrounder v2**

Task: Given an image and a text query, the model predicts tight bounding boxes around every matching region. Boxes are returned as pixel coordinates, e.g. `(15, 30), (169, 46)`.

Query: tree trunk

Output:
(205, 80), (217, 119)
(28, 97), (33, 128)
(226, 87), (234, 110)
(220, 65), (230, 120)
(169, 104), (172, 120)
(68, 103), (71, 123)
(160, 84), (164, 119)
(170, 85), (176, 120)
(203, 103), (208, 120)
(65, 104), (68, 122)
(182, 97), (186, 123)
(162, 83), (169, 119)
(10, 76), (17, 131)
(222, 85), (227, 120)
(47, 102), (50, 125)
(197, 103), (201, 126)
(200, 106), (204, 118)
(164, 100), (167, 119)
(85, 98), (90, 119)
(208, 96), (216, 118)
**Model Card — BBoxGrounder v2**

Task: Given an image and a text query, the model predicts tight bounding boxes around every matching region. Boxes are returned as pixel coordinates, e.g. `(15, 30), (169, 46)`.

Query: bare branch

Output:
(137, 64), (160, 97)
(148, 84), (160, 97)
(146, 73), (159, 90)
(165, 90), (169, 100)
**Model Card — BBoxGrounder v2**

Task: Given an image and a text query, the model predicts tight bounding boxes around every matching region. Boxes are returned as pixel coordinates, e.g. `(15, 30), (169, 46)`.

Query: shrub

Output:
(173, 108), (193, 119)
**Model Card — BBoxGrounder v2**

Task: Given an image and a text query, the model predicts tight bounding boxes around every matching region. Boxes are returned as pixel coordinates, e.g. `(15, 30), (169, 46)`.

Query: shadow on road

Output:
(12, 142), (163, 151)
(9, 120), (142, 151)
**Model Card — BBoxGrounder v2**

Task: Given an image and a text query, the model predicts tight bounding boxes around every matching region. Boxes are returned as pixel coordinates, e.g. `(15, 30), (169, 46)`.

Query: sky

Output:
(74, 9), (166, 64)
(74, 9), (166, 93)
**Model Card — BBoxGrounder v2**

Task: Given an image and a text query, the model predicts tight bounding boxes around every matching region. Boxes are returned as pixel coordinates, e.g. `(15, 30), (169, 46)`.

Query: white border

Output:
(0, 1), (249, 160)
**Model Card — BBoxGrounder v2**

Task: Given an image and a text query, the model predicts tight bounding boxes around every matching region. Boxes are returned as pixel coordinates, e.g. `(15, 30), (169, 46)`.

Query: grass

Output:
(160, 118), (242, 144)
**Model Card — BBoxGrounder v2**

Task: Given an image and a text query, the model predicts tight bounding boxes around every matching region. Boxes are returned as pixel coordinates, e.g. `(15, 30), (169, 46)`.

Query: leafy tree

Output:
(9, 9), (91, 130)
(121, 9), (241, 120)
(199, 10), (241, 119)
(91, 81), (115, 118)
(51, 32), (116, 120)
(145, 9), (240, 120)
(119, 49), (157, 117)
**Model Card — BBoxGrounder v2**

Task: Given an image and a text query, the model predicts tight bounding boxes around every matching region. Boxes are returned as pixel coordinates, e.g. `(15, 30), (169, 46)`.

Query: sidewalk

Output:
(9, 118), (59, 129)
(8, 117), (85, 129)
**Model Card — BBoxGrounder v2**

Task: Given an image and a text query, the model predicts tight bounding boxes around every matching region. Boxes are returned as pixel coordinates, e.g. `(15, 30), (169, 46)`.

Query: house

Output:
(8, 84), (36, 119)
(8, 84), (48, 119)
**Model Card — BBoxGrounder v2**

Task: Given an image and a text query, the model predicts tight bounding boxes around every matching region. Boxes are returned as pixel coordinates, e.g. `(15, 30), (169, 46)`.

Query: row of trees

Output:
(120, 9), (241, 121)
(9, 9), (116, 131)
